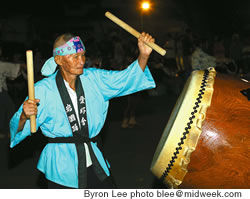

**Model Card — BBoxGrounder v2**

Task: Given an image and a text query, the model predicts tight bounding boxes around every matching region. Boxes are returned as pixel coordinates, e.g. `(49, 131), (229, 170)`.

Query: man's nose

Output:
(80, 57), (85, 64)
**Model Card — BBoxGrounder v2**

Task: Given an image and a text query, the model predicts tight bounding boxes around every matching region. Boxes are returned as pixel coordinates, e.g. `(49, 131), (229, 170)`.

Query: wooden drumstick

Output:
(105, 11), (166, 56)
(26, 50), (36, 133)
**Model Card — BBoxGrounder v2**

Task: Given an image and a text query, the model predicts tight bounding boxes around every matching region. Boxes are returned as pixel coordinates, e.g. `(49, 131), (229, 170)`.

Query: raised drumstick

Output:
(26, 50), (36, 133)
(105, 11), (166, 56)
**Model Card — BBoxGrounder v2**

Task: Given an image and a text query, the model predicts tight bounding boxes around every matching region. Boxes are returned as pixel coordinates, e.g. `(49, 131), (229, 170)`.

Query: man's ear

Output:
(54, 55), (63, 65)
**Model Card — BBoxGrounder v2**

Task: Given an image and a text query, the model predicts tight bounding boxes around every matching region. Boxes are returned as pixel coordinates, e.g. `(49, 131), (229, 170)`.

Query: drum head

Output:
(151, 68), (216, 188)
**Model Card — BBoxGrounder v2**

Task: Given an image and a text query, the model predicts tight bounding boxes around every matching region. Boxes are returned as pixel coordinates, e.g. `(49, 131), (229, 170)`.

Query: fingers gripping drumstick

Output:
(26, 50), (36, 133)
(105, 11), (166, 56)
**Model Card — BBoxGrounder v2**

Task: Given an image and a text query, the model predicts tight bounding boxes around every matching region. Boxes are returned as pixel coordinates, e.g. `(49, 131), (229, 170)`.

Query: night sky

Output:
(1, 0), (250, 44)
(175, 0), (250, 36)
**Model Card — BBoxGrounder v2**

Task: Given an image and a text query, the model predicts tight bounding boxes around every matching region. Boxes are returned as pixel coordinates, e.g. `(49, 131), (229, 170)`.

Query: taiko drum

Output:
(151, 68), (250, 188)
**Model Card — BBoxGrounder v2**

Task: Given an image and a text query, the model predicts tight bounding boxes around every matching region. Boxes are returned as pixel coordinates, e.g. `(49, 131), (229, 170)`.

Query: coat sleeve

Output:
(91, 59), (156, 101)
(9, 82), (47, 148)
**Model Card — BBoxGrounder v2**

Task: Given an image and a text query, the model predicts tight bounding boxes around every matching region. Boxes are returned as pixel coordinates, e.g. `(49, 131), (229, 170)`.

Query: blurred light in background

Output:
(141, 1), (150, 11)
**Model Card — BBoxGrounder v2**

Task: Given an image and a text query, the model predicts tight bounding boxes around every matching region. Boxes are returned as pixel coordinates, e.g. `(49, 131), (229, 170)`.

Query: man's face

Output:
(59, 51), (86, 76)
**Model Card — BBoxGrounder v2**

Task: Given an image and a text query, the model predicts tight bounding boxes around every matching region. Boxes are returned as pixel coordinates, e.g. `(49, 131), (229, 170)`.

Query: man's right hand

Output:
(18, 99), (40, 132)
(22, 99), (40, 120)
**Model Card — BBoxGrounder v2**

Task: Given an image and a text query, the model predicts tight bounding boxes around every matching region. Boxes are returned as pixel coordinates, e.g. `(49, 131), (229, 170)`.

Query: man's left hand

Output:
(138, 32), (155, 57)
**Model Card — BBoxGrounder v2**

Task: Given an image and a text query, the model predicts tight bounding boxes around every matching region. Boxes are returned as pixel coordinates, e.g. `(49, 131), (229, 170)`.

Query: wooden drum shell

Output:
(180, 73), (250, 189)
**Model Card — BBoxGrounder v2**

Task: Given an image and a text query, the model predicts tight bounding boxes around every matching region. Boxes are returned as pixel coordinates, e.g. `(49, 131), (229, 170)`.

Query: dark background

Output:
(1, 0), (250, 42)
(1, 0), (249, 189)
(1, 0), (250, 33)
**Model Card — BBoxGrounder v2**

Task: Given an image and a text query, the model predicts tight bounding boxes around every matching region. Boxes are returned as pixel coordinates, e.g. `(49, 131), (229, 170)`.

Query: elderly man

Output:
(9, 32), (156, 188)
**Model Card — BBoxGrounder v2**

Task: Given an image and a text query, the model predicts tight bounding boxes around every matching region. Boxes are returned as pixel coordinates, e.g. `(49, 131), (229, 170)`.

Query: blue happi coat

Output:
(9, 60), (156, 188)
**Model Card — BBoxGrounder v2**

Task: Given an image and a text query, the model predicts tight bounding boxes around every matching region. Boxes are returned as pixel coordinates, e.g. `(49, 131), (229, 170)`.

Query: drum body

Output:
(151, 68), (250, 188)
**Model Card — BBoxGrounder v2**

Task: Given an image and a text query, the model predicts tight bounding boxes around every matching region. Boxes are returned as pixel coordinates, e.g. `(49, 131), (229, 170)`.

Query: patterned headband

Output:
(53, 36), (85, 56)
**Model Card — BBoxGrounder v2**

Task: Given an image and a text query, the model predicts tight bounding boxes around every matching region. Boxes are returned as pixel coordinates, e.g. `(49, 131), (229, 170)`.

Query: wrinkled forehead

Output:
(63, 51), (86, 58)
(53, 36), (85, 57)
